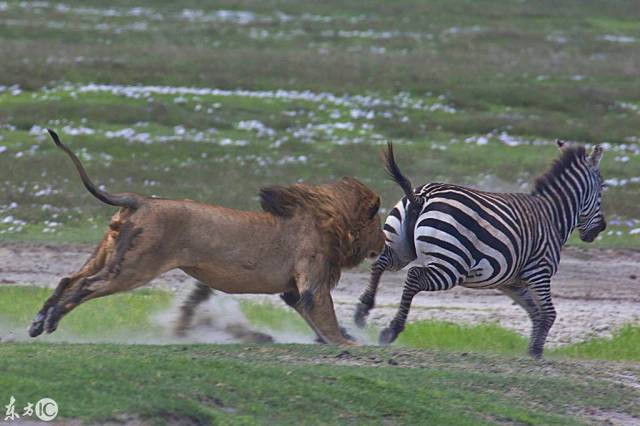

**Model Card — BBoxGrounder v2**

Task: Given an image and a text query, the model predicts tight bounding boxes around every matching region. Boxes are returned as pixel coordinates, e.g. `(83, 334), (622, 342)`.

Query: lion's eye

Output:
(368, 197), (381, 219)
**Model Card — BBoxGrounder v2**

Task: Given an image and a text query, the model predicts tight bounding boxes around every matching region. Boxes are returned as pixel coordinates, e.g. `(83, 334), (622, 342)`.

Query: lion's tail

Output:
(383, 142), (423, 206)
(47, 129), (140, 209)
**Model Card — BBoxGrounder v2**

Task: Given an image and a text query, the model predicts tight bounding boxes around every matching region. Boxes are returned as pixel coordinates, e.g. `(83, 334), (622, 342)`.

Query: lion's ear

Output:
(259, 186), (297, 217)
(368, 196), (381, 219)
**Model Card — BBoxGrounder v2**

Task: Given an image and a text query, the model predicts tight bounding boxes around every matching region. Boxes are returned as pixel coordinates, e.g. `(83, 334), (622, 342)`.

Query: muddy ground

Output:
(1, 242), (639, 345)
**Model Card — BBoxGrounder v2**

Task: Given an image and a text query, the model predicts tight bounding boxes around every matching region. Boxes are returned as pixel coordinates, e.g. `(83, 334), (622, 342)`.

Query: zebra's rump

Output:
(413, 184), (530, 287)
(383, 197), (418, 264)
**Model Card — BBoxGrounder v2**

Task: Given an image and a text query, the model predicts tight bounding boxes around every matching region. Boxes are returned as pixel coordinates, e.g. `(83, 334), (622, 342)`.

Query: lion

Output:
(28, 130), (385, 345)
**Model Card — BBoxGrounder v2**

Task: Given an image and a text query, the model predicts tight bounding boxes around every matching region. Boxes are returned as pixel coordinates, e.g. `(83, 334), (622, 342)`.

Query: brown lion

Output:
(29, 130), (385, 345)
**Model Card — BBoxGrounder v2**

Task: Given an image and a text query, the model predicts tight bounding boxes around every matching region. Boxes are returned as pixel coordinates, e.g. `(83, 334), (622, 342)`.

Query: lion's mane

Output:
(259, 177), (380, 269)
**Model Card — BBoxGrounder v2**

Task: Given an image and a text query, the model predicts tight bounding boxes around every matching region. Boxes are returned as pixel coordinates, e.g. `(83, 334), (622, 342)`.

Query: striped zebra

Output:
(355, 141), (606, 358)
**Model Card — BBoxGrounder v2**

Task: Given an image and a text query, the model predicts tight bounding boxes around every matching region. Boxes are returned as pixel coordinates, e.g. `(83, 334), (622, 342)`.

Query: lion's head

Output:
(259, 177), (385, 268)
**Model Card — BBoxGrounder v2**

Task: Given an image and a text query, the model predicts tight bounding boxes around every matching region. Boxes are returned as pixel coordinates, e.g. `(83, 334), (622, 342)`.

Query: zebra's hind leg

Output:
(379, 265), (457, 345)
(354, 245), (394, 329)
(501, 281), (556, 359)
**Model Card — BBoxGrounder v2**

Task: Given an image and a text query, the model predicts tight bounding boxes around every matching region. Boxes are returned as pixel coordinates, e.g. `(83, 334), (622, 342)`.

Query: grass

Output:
(1, 286), (638, 423)
(0, 0), (639, 247)
(0, 344), (613, 425)
(5, 342), (637, 425)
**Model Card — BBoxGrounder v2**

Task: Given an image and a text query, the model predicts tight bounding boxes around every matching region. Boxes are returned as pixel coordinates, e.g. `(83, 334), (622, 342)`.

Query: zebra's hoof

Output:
(353, 303), (370, 329)
(379, 327), (397, 345)
(528, 349), (544, 360)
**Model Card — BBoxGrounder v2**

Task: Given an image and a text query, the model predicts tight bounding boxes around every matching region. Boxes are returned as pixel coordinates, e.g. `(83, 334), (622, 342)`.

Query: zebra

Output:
(355, 141), (606, 358)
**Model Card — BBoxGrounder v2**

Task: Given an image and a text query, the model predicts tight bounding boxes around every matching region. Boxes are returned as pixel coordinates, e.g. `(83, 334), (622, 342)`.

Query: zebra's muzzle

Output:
(580, 220), (606, 242)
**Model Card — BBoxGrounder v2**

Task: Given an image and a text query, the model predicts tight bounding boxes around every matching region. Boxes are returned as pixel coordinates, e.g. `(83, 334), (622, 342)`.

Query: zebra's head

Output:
(561, 142), (607, 242)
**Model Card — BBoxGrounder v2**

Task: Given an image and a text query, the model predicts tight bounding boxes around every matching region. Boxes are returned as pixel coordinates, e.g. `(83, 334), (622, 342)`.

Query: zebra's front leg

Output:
(503, 279), (556, 359)
(379, 265), (457, 345)
(354, 246), (395, 328)
(526, 282), (556, 359)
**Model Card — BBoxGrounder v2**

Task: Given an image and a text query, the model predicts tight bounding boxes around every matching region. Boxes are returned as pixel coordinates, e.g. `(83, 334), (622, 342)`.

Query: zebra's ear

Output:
(589, 145), (604, 168)
(555, 139), (567, 151)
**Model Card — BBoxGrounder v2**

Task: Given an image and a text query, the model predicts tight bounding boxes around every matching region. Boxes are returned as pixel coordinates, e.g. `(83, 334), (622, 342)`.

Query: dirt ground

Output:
(1, 242), (639, 345)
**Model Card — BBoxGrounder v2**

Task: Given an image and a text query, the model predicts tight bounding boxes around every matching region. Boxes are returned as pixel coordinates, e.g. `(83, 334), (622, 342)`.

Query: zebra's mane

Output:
(532, 145), (587, 194)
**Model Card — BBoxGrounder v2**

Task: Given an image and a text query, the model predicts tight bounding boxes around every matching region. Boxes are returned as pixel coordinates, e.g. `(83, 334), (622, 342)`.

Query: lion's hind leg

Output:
(30, 221), (164, 336)
(29, 232), (113, 337)
(174, 281), (213, 337)
(41, 249), (163, 334)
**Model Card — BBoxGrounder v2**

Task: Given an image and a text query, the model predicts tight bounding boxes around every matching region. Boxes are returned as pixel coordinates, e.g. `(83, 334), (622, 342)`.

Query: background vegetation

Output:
(0, 0), (639, 247)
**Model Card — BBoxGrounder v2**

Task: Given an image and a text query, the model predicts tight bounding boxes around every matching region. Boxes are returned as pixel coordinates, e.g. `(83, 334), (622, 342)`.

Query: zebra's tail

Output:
(47, 129), (141, 209)
(383, 142), (423, 206)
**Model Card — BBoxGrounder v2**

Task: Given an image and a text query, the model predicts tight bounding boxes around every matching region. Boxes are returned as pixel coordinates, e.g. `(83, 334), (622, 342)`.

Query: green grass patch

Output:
(554, 325), (640, 362)
(395, 319), (640, 362)
(0, 286), (172, 341)
(2, 286), (639, 361)
(239, 300), (311, 335)
(396, 320), (529, 355)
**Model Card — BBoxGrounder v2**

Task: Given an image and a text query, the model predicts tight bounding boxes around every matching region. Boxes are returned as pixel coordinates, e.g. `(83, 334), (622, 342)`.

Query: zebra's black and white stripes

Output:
(356, 141), (606, 358)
